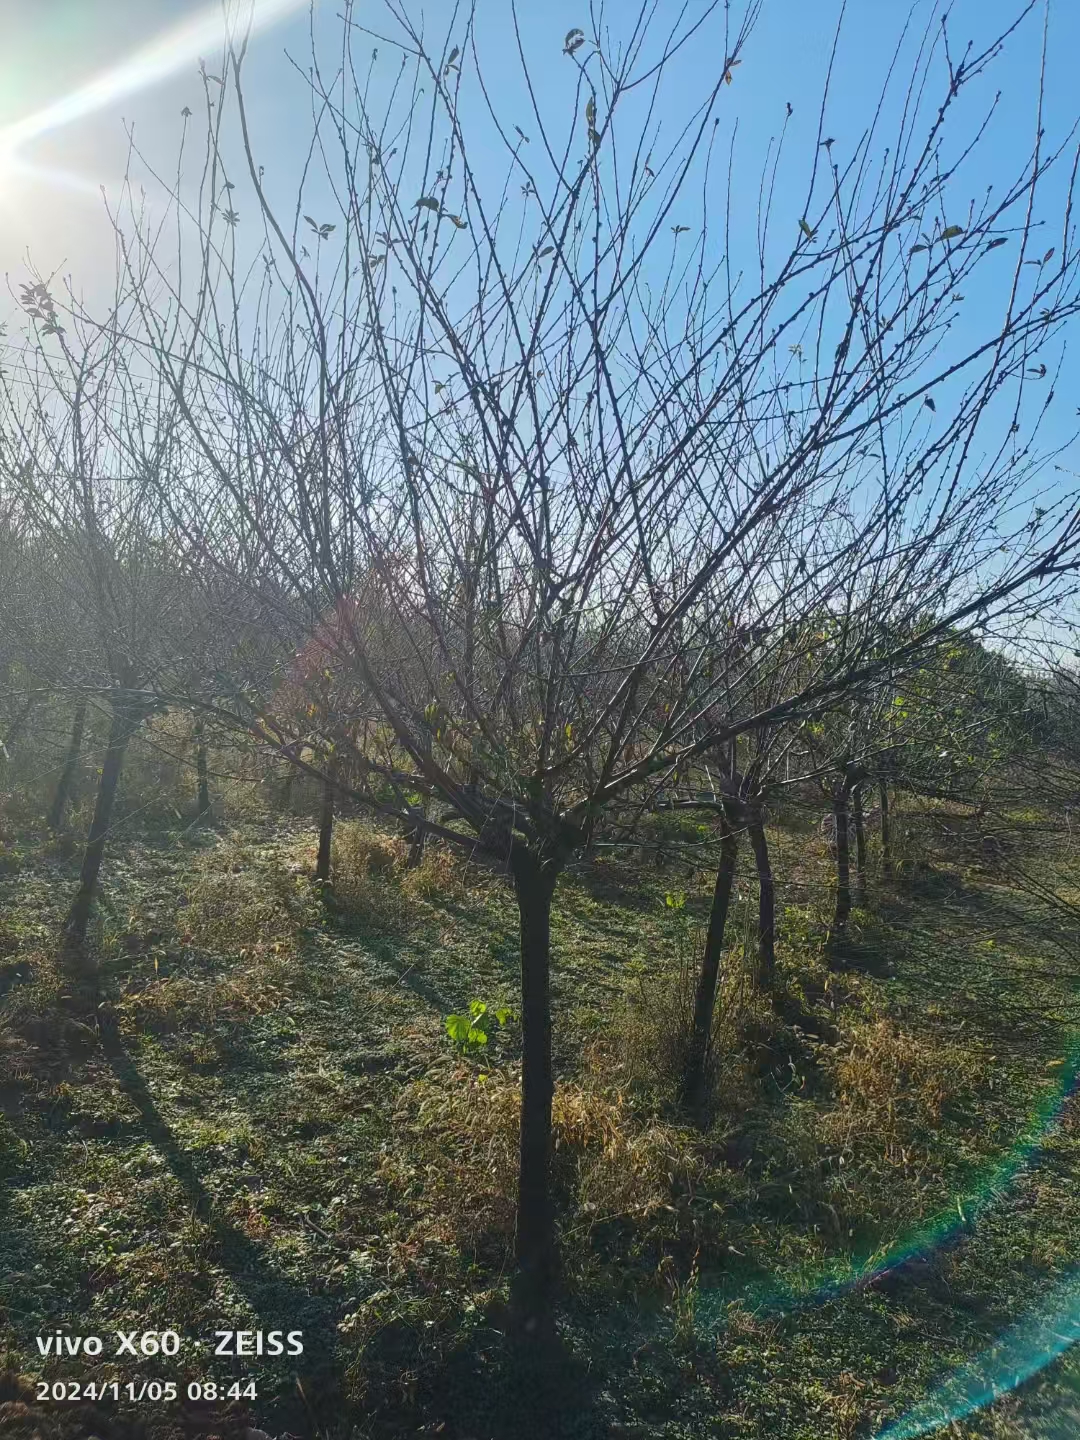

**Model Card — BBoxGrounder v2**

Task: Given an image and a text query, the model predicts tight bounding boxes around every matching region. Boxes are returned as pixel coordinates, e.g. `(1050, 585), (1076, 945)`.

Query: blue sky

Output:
(1, 0), (1078, 489)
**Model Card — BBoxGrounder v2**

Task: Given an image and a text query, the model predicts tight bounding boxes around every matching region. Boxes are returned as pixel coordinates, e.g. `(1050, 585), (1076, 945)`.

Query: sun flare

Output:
(0, 0), (307, 196)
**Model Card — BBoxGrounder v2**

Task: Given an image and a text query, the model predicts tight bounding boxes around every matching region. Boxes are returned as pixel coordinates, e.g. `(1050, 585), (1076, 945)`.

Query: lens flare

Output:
(0, 0), (307, 173)
(873, 1267), (1080, 1439)
(684, 1039), (1080, 1433)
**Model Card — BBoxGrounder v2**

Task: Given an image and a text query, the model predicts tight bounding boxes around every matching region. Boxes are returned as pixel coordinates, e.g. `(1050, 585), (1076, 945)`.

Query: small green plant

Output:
(445, 999), (515, 1056)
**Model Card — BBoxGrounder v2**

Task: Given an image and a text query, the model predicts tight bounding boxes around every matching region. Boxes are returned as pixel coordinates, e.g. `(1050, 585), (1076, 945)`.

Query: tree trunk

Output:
(832, 791), (852, 934)
(879, 780), (892, 878)
(681, 817), (739, 1113)
(405, 809), (426, 868)
(852, 784), (867, 908)
(314, 754), (336, 885)
(746, 804), (776, 991)
(279, 752), (296, 811)
(1, 694), (36, 760)
(66, 701), (136, 948)
(508, 849), (559, 1337)
(48, 698), (87, 831)
(194, 716), (210, 818)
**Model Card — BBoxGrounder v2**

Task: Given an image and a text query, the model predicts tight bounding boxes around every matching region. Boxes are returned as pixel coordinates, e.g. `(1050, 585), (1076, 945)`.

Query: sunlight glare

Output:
(0, 0), (308, 177)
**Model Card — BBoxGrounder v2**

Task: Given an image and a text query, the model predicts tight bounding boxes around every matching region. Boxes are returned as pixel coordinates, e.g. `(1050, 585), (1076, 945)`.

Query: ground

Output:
(1, 796), (1079, 1439)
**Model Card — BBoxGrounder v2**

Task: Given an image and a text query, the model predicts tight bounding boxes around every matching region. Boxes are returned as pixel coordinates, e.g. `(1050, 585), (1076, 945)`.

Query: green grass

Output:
(1, 803), (1079, 1439)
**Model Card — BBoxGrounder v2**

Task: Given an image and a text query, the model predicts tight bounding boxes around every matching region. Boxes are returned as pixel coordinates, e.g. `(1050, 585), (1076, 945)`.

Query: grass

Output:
(1, 796), (1079, 1439)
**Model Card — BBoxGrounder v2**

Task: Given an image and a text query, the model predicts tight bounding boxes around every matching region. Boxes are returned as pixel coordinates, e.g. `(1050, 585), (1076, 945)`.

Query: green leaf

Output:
(799, 218), (816, 241)
(941, 225), (964, 241)
(445, 1013), (471, 1045)
(469, 1000), (488, 1020)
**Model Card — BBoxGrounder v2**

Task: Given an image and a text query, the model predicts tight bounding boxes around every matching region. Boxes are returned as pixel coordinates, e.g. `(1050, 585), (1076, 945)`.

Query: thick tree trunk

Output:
(681, 818), (739, 1113)
(879, 780), (892, 878)
(852, 785), (867, 908)
(66, 701), (136, 948)
(194, 717), (210, 818)
(314, 755), (336, 885)
(832, 792), (852, 934)
(747, 805), (776, 991)
(48, 698), (87, 831)
(509, 850), (559, 1337)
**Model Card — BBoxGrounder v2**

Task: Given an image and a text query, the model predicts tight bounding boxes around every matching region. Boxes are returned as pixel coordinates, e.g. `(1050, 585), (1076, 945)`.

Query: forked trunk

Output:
(746, 804), (775, 991)
(879, 780), (892, 878)
(48, 698), (87, 831)
(852, 785), (867, 908)
(315, 754), (336, 885)
(681, 816), (739, 1114)
(509, 849), (559, 1337)
(832, 792), (852, 934)
(194, 716), (210, 818)
(66, 701), (137, 948)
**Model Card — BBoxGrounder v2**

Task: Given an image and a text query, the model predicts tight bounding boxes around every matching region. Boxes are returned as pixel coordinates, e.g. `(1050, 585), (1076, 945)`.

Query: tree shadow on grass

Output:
(318, 912), (457, 1014)
(55, 959), (341, 1438)
(385, 1327), (607, 1440)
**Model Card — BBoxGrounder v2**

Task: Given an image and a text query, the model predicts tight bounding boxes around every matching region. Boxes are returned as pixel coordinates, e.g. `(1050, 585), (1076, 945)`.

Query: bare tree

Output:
(36, 0), (1080, 1331)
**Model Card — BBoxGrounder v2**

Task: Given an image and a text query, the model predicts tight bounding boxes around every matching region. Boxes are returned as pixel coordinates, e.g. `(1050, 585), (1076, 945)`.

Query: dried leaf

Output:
(415, 197), (440, 211)
(564, 27), (585, 55)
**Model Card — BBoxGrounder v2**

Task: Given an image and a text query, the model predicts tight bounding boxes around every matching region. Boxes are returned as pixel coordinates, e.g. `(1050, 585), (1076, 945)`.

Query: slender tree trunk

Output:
(852, 784), (867, 908)
(405, 808), (426, 868)
(314, 754), (336, 885)
(194, 716), (210, 818)
(48, 698), (87, 831)
(508, 849), (559, 1337)
(278, 746), (296, 812)
(832, 791), (852, 934)
(1, 694), (36, 760)
(879, 780), (892, 878)
(746, 804), (776, 991)
(66, 701), (136, 948)
(682, 817), (739, 1114)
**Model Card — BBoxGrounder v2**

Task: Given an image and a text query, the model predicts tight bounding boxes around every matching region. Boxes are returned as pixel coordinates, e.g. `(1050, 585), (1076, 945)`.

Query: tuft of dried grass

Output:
(377, 1055), (740, 1286)
(399, 842), (464, 901)
(332, 820), (407, 882)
